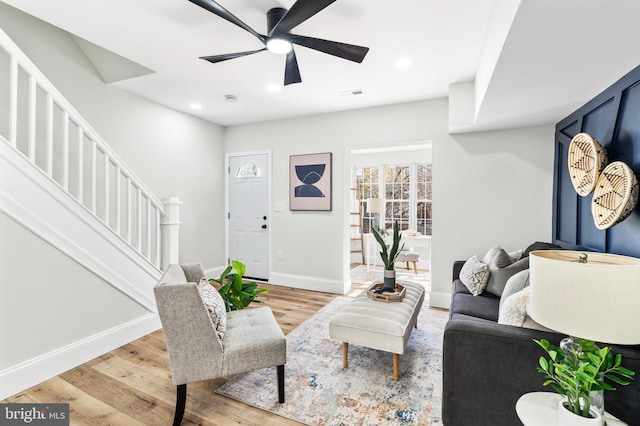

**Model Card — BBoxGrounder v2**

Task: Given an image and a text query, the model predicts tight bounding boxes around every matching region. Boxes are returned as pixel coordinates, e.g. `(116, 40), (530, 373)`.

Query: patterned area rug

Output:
(216, 296), (448, 425)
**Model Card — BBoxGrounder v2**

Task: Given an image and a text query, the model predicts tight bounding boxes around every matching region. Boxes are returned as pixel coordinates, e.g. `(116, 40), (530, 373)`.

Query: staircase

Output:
(0, 27), (179, 399)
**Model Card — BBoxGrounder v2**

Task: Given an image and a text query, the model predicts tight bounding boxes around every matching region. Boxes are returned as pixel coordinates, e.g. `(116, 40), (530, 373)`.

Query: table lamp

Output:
(366, 198), (386, 233)
(528, 250), (640, 422)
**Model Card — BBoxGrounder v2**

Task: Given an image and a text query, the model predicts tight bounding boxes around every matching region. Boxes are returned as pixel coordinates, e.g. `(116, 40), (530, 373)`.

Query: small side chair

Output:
(395, 248), (420, 275)
(154, 263), (286, 426)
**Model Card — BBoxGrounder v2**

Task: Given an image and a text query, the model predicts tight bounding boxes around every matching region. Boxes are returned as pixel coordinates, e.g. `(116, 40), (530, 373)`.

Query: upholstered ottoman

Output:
(329, 281), (425, 381)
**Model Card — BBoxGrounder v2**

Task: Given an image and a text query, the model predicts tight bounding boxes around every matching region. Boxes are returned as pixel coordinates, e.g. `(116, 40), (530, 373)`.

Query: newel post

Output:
(161, 197), (182, 269)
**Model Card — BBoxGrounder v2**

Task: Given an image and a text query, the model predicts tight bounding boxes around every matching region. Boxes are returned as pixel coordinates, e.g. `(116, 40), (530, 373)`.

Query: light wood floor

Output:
(3, 281), (372, 425)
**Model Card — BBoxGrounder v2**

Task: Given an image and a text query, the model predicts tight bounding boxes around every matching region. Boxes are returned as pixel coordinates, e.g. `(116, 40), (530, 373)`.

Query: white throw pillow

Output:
(197, 278), (227, 342)
(459, 255), (490, 296)
(498, 287), (530, 326)
(499, 269), (530, 311)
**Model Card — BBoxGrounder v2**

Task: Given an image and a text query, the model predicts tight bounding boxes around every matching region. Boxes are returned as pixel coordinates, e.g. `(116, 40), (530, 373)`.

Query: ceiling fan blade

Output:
(284, 49), (302, 86)
(270, 0), (336, 36)
(200, 48), (266, 63)
(287, 34), (369, 63)
(188, 0), (266, 44)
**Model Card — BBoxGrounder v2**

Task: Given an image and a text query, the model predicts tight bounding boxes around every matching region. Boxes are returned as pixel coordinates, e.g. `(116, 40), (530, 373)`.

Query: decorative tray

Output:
(366, 282), (406, 302)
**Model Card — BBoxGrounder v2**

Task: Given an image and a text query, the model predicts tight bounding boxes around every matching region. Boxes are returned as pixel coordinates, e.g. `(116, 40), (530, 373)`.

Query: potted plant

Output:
(209, 260), (269, 311)
(372, 220), (405, 291)
(534, 338), (634, 424)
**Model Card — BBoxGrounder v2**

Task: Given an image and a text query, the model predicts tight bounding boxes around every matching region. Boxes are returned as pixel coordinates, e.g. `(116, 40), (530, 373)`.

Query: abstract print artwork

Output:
(290, 152), (332, 211)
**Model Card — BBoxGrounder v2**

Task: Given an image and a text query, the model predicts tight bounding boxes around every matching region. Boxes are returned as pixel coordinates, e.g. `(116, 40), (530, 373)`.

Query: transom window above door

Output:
(236, 162), (261, 178)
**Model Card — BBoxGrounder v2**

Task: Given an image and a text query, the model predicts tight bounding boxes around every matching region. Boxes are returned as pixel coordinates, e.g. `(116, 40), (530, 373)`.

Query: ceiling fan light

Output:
(266, 38), (292, 54)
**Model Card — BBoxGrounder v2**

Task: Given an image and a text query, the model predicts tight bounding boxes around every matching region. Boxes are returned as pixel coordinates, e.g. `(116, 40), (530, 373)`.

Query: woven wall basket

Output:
(568, 132), (608, 196)
(591, 161), (639, 230)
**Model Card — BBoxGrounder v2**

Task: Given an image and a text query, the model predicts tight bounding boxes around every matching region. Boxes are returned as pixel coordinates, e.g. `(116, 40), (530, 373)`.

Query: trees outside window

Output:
(354, 162), (431, 235)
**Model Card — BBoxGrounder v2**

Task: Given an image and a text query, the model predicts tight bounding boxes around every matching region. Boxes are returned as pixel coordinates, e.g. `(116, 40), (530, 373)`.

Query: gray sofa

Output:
(442, 252), (640, 426)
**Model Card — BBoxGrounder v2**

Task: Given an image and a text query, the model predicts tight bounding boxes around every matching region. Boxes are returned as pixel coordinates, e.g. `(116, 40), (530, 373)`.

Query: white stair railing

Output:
(0, 27), (175, 270)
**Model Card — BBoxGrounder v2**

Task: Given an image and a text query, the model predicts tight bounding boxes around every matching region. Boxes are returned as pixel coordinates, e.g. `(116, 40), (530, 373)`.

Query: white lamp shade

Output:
(367, 198), (386, 215)
(528, 250), (640, 345)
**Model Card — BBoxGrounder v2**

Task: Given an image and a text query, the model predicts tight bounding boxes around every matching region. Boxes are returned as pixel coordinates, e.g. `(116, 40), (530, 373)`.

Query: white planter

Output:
(558, 399), (603, 426)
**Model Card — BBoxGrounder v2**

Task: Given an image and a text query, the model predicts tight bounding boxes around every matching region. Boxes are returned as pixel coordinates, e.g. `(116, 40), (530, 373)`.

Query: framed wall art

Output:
(290, 152), (332, 211)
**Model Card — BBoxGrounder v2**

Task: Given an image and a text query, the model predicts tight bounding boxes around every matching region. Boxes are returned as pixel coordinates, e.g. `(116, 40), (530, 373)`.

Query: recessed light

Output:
(268, 84), (282, 92)
(189, 103), (202, 110)
(394, 58), (412, 69)
(225, 95), (238, 103)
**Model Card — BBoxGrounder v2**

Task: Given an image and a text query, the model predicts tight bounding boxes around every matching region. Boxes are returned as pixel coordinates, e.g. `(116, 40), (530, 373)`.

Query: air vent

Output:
(340, 89), (365, 97)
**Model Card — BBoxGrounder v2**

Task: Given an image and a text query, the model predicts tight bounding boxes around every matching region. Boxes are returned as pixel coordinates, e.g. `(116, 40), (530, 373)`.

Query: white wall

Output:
(0, 3), (226, 399)
(431, 122), (555, 307)
(225, 101), (434, 293)
(0, 2), (226, 269)
(227, 98), (555, 306)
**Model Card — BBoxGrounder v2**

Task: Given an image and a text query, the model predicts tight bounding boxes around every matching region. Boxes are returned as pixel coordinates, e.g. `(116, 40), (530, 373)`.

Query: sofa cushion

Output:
(483, 244), (523, 264)
(196, 278), (227, 341)
(450, 291), (500, 322)
(485, 250), (530, 297)
(458, 255), (490, 296)
(499, 269), (530, 311)
(522, 241), (562, 257)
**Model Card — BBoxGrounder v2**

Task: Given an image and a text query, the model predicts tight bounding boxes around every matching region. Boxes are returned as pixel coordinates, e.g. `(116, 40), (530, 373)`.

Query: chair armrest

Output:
(452, 260), (465, 281)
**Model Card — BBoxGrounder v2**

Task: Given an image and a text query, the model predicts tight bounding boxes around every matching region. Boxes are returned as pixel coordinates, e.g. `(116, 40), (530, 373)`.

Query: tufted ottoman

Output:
(329, 281), (425, 381)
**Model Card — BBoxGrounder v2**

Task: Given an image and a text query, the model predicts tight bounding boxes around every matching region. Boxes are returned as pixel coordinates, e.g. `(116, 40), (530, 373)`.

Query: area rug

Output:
(216, 296), (448, 425)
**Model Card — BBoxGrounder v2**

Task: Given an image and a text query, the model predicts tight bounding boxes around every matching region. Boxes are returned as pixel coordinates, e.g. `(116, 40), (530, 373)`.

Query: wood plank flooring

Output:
(3, 281), (371, 425)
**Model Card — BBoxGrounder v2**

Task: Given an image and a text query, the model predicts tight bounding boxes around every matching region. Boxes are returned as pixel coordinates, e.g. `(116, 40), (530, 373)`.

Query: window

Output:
(384, 165), (410, 231)
(353, 162), (431, 235)
(236, 161), (260, 178)
(416, 163), (432, 235)
(354, 166), (378, 233)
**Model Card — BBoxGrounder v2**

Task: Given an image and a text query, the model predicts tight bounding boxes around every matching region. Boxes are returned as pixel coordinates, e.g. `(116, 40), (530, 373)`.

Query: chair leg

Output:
(173, 384), (187, 426)
(277, 365), (285, 403)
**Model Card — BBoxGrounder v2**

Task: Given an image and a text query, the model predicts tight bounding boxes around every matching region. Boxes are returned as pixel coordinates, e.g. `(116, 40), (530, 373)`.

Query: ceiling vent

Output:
(340, 89), (365, 97)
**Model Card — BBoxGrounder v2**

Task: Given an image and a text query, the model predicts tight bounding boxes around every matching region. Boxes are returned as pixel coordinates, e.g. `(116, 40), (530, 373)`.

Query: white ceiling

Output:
(2, 0), (640, 131)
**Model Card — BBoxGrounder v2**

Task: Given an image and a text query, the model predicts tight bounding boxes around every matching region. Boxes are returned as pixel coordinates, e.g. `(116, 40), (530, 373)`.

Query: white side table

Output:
(516, 392), (627, 425)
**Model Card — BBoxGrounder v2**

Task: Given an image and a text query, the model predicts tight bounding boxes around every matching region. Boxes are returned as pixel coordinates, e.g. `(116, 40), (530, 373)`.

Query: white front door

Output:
(228, 153), (270, 280)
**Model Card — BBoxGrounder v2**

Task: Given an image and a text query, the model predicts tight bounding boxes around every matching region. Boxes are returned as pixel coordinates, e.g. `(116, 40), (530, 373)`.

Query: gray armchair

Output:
(154, 263), (286, 425)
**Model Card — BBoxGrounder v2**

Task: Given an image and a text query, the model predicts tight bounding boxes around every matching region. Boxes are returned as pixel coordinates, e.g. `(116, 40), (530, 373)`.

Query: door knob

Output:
(263, 216), (267, 220)
(262, 224), (267, 229)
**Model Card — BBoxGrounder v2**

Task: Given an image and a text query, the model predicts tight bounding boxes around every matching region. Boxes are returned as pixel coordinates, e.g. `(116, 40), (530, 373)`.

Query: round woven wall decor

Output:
(568, 133), (608, 196)
(591, 161), (639, 230)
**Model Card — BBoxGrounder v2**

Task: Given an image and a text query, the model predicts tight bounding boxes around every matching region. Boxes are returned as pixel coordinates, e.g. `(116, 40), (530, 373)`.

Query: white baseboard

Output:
(269, 272), (346, 294)
(429, 291), (451, 310)
(0, 313), (161, 400)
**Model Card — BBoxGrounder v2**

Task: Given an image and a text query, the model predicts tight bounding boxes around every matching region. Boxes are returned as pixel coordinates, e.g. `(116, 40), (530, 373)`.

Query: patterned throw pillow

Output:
(459, 255), (490, 296)
(197, 278), (227, 342)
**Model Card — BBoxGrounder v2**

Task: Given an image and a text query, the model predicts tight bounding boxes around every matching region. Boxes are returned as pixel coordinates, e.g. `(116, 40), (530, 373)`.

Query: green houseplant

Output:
(372, 220), (404, 290)
(209, 260), (269, 312)
(534, 338), (634, 420)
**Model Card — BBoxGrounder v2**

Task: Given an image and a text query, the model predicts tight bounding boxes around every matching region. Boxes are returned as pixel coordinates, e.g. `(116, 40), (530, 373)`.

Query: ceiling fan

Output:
(188, 0), (370, 86)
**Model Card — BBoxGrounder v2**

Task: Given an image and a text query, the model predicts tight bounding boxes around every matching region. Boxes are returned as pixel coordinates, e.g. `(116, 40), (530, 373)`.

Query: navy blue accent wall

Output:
(554, 64), (640, 257)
